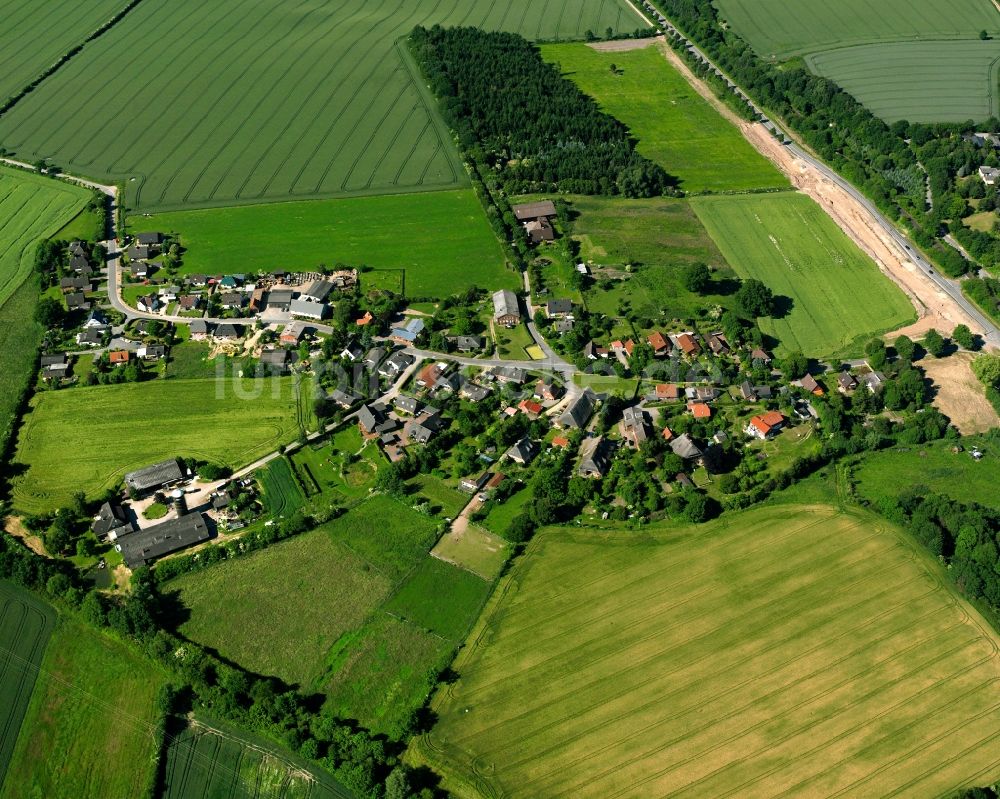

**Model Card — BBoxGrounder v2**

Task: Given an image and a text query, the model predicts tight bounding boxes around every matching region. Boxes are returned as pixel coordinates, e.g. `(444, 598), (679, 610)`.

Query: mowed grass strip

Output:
(806, 40), (1000, 123)
(419, 503), (1000, 799)
(0, 614), (168, 799)
(713, 0), (1000, 58)
(137, 190), (515, 297)
(0, 0), (639, 211)
(0, 582), (54, 785)
(0, 0), (125, 101)
(690, 193), (914, 357)
(12, 376), (307, 513)
(539, 43), (786, 194)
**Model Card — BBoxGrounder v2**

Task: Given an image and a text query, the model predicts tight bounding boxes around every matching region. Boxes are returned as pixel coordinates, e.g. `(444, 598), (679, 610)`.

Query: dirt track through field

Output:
(655, 42), (982, 342)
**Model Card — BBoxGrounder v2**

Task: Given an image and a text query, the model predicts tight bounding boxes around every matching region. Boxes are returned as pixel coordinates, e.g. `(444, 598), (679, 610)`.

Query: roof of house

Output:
(460, 382), (490, 402)
(390, 317), (425, 342)
(92, 501), (130, 536)
(837, 372), (857, 389)
(341, 339), (364, 360)
(454, 335), (483, 351)
(518, 399), (543, 415)
(559, 388), (596, 429)
(648, 331), (670, 352)
(547, 298), (573, 316)
(363, 347), (385, 367)
(289, 298), (327, 318)
(670, 433), (703, 460)
(677, 333), (700, 355)
(136, 232), (162, 245)
(551, 435), (570, 448)
(750, 347), (772, 362)
(512, 200), (557, 221)
(260, 349), (290, 366)
(579, 436), (617, 477)
(65, 292), (88, 308)
(749, 411), (785, 437)
(124, 458), (183, 492)
(506, 437), (539, 465)
(77, 328), (105, 344)
(492, 289), (519, 320)
(116, 512), (210, 568)
(655, 383), (681, 400)
(356, 310), (374, 326)
(688, 401), (711, 419)
(494, 365), (527, 383)
(267, 288), (294, 304)
(800, 374), (823, 393)
(109, 350), (130, 364)
(300, 279), (335, 302)
(40, 353), (67, 367)
(357, 404), (383, 433)
(394, 395), (420, 414)
(215, 323), (242, 339)
(189, 320), (209, 334)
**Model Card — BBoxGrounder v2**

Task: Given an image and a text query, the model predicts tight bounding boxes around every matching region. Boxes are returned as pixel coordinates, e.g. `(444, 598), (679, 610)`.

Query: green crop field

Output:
(690, 193), (915, 357)
(714, 0), (1000, 59)
(0, 582), (54, 788)
(1, 613), (167, 799)
(417, 503), (1000, 799)
(0, 166), (89, 307)
(162, 718), (352, 799)
(807, 40), (1000, 123)
(0, 0), (124, 102)
(0, 166), (90, 468)
(854, 439), (1000, 510)
(135, 190), (515, 297)
(259, 456), (305, 518)
(0, 0), (640, 213)
(11, 376), (309, 513)
(540, 43), (786, 194)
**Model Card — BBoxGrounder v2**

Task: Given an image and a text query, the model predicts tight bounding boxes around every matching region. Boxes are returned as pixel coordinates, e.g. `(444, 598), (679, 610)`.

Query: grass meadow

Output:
(0, 582), (54, 786)
(1, 614), (167, 799)
(714, 0), (1000, 58)
(0, 0), (641, 212)
(854, 439), (1000, 510)
(540, 43), (786, 194)
(690, 193), (914, 357)
(807, 40), (1000, 123)
(417, 503), (1000, 799)
(567, 195), (737, 322)
(0, 0), (124, 101)
(431, 525), (510, 581)
(12, 376), (310, 513)
(161, 718), (352, 799)
(137, 190), (515, 297)
(168, 496), (489, 737)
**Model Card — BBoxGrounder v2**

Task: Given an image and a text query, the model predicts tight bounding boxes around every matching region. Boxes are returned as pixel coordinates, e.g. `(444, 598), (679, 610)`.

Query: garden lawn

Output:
(12, 376), (308, 513)
(417, 503), (1000, 798)
(690, 193), (914, 357)
(540, 43), (786, 194)
(854, 438), (1000, 510)
(431, 525), (511, 581)
(0, 615), (168, 799)
(0, 0), (640, 212)
(136, 190), (513, 297)
(410, 473), (469, 518)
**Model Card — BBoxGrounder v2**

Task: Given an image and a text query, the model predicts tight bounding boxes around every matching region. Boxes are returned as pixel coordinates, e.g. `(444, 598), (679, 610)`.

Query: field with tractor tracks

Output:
(418, 503), (1000, 799)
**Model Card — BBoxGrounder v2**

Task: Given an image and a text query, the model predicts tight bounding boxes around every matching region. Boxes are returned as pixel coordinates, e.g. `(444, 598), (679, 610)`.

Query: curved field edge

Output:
(689, 192), (916, 358)
(711, 0), (1000, 60)
(412, 503), (1000, 799)
(0, 582), (55, 791)
(805, 40), (1000, 124)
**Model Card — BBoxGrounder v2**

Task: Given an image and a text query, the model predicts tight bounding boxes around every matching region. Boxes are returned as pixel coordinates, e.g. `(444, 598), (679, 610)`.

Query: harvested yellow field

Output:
(417, 504), (1000, 798)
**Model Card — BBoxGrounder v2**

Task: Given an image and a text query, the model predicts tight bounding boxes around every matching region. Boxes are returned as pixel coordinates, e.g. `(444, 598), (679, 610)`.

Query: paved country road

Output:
(637, 2), (1000, 350)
